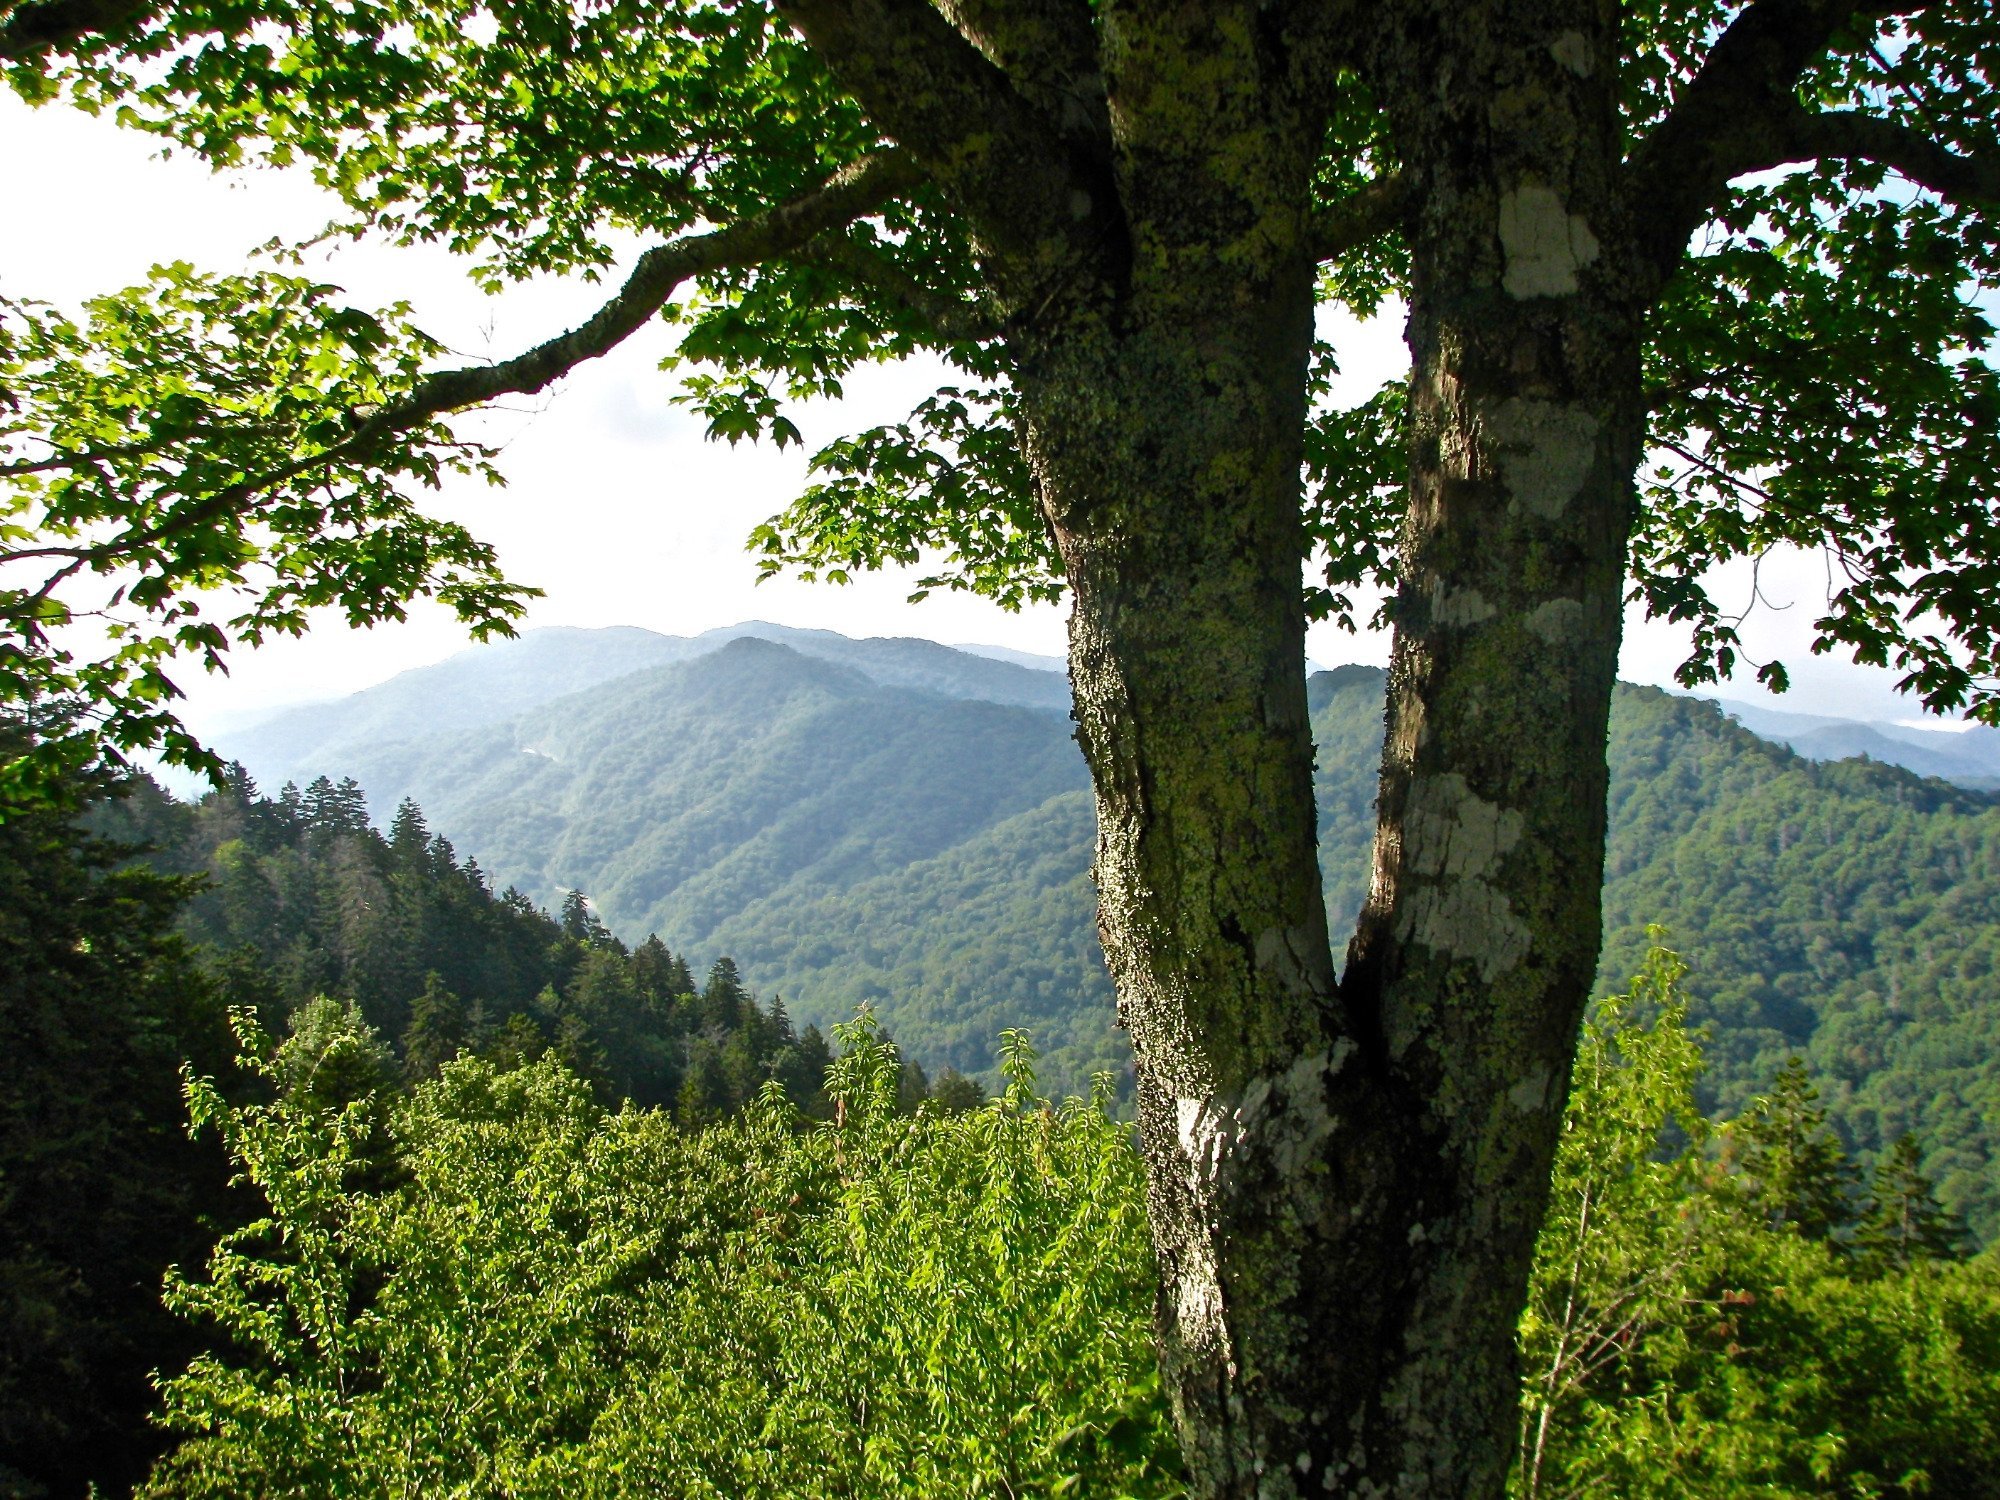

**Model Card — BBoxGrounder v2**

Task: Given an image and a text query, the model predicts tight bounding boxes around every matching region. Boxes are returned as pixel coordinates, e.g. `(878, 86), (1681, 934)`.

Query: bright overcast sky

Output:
(1, 92), (1957, 730)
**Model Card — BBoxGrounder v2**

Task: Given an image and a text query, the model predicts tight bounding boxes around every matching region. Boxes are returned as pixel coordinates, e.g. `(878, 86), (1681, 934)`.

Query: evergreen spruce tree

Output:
(559, 889), (608, 946)
(387, 799), (430, 866)
(1855, 1135), (1965, 1276)
(768, 993), (797, 1050)
(630, 935), (678, 1004)
(1728, 1059), (1856, 1243)
(401, 972), (468, 1085)
(700, 957), (749, 1034)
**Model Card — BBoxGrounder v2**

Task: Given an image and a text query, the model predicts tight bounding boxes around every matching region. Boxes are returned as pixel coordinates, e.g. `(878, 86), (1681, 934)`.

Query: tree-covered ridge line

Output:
(203, 638), (2000, 1238)
(91, 765), (988, 1125)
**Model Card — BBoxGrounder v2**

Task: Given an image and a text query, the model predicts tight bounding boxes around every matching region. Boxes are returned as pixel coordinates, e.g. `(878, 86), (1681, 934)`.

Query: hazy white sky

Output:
(1, 93), (1953, 730)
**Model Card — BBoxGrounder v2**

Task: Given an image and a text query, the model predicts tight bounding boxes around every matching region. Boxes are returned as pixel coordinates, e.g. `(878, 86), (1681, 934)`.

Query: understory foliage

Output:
(147, 1012), (1175, 1499)
(141, 943), (2000, 1500)
(1517, 938), (2000, 1499)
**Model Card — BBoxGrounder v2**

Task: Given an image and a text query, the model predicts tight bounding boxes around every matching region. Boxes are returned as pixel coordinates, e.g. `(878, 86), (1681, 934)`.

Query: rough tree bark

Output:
(1002, 3), (1651, 1495)
(19, 0), (1980, 1491)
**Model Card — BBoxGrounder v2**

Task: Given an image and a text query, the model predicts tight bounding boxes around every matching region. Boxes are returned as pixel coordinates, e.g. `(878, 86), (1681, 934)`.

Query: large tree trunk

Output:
(1020, 5), (1648, 1495)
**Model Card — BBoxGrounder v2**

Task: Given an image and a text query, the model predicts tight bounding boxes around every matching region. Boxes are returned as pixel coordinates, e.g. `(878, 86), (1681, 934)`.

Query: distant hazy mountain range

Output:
(211, 624), (2000, 1235)
(1710, 697), (2000, 791)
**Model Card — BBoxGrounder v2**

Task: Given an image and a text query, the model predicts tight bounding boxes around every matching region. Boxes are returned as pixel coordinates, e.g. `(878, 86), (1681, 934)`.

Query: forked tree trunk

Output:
(1019, 6), (1647, 1494)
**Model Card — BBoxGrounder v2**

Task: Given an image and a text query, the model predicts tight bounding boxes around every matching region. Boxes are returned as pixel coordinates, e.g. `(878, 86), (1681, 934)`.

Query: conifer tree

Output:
(559, 889), (609, 946)
(1855, 1134), (1966, 1276)
(401, 972), (469, 1084)
(700, 957), (749, 1034)
(387, 799), (430, 865)
(1728, 1059), (1856, 1243)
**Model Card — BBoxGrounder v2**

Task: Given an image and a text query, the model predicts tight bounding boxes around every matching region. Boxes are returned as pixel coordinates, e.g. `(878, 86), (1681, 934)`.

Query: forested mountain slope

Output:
(220, 622), (1070, 790)
(218, 637), (2000, 1236)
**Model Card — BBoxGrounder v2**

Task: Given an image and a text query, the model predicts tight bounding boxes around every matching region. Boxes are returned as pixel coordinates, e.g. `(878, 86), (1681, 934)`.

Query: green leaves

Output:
(1517, 937), (2000, 1499)
(150, 1011), (1181, 1497)
(0, 267), (533, 794)
(750, 381), (1058, 610)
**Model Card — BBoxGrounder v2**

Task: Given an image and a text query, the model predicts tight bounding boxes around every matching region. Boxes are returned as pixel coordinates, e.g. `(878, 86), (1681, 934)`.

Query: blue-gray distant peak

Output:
(1706, 696), (2000, 789)
(213, 623), (1073, 795)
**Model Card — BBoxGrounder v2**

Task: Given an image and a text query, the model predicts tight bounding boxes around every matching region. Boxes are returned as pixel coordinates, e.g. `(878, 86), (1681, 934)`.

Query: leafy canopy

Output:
(1, 0), (1996, 792)
(135, 939), (2000, 1498)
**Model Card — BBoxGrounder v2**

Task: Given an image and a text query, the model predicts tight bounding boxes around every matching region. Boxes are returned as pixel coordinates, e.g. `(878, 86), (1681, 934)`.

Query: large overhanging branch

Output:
(0, 0), (154, 61)
(380, 151), (924, 431)
(1623, 0), (1935, 293)
(796, 237), (1004, 342)
(1775, 109), (2000, 210)
(3, 150), (923, 576)
(1309, 174), (1408, 264)
(774, 0), (1101, 272)
(930, 0), (1108, 150)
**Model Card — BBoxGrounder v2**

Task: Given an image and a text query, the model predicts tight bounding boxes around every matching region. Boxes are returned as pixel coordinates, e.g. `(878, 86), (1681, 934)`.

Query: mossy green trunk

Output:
(1011, 4), (1646, 1495)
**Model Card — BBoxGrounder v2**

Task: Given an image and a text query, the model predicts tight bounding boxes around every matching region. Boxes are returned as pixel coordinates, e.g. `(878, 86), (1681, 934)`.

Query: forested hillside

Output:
(92, 772), (886, 1125)
(214, 636), (2000, 1238)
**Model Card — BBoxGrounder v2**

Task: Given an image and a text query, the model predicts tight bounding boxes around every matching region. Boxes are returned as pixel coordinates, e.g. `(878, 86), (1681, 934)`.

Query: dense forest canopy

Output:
(196, 638), (2000, 1238)
(0, 763), (992, 1495)
(4, 0), (1998, 1490)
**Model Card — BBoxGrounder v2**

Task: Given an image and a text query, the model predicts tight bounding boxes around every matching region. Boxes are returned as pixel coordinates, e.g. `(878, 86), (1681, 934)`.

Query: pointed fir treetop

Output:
(1855, 1133), (1967, 1275)
(1727, 1057), (1857, 1244)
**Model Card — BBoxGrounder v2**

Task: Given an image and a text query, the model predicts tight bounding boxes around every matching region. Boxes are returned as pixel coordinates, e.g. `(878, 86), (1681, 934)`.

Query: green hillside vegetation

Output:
(88, 765), (989, 1128)
(252, 641), (2000, 1237)
(0, 776), (236, 1499)
(133, 946), (2000, 1500)
(5, 764), (990, 1499)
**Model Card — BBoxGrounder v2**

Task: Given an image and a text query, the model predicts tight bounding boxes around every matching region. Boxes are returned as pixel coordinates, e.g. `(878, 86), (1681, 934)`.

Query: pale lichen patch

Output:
(1548, 31), (1593, 76)
(1508, 1066), (1553, 1113)
(1403, 774), (1523, 882)
(1430, 585), (1498, 630)
(1525, 597), (1585, 644)
(1484, 399), (1601, 519)
(1174, 1044), (1352, 1227)
(1497, 182), (1601, 298)
(1396, 880), (1532, 983)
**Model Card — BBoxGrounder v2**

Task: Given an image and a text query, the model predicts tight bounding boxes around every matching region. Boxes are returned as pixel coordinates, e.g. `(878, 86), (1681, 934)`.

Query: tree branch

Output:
(931, 0), (1109, 151)
(796, 238), (1004, 342)
(12, 152), (920, 571)
(0, 0), (154, 61)
(388, 151), (919, 419)
(1779, 108), (2000, 208)
(1309, 173), (1408, 263)
(1625, 0), (1930, 293)
(774, 0), (1100, 272)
